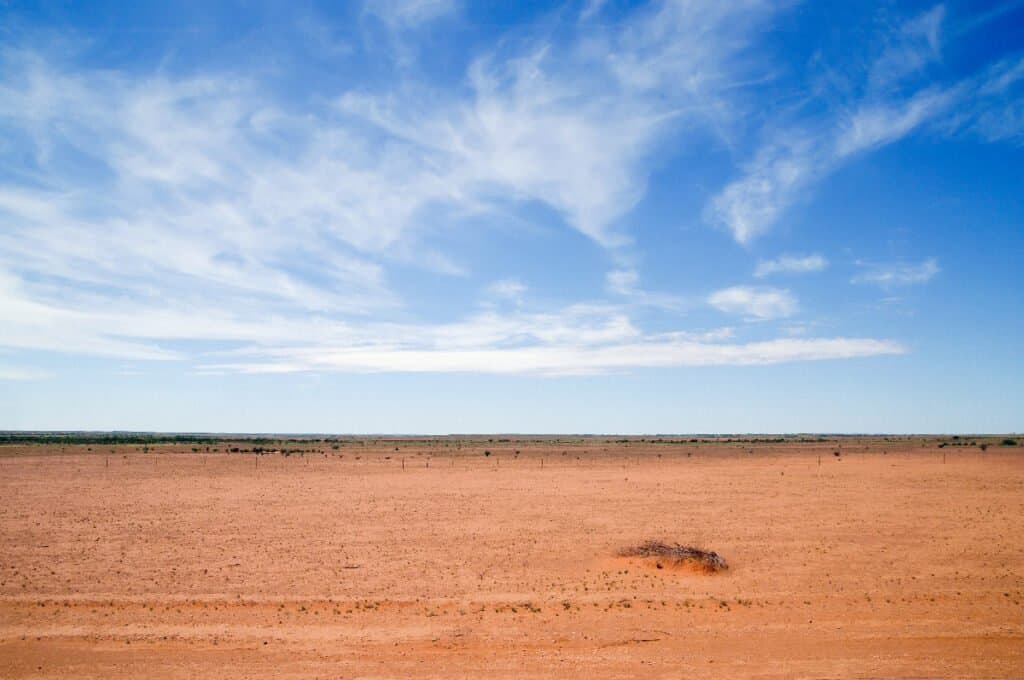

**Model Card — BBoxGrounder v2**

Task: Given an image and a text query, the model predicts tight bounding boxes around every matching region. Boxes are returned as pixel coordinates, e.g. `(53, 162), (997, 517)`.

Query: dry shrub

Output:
(617, 540), (728, 573)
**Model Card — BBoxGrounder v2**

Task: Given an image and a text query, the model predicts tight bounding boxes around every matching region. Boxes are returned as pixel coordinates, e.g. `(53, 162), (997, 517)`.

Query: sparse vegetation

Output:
(618, 541), (728, 573)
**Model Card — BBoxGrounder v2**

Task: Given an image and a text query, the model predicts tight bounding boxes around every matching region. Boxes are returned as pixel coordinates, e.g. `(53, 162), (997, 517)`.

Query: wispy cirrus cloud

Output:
(0, 2), (912, 380)
(754, 254), (828, 277)
(605, 269), (640, 296)
(0, 0), (782, 309)
(0, 266), (902, 375)
(707, 132), (819, 245)
(366, 0), (458, 27)
(604, 268), (688, 310)
(708, 286), (798, 320)
(708, 4), (1024, 244)
(579, 0), (610, 22)
(485, 278), (527, 303)
(852, 258), (940, 288)
(949, 57), (1024, 145)
(868, 4), (945, 89)
(208, 336), (905, 376)
(340, 0), (782, 248)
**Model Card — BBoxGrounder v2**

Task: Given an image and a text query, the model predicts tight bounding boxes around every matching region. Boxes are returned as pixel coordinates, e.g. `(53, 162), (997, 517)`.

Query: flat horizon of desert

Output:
(1, 434), (1021, 677)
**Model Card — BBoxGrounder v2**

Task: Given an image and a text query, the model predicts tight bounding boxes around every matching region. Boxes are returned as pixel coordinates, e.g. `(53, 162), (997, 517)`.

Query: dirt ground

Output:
(1, 437), (1022, 678)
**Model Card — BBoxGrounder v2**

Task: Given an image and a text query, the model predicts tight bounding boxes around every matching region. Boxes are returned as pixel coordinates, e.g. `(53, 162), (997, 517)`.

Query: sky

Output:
(0, 0), (1022, 434)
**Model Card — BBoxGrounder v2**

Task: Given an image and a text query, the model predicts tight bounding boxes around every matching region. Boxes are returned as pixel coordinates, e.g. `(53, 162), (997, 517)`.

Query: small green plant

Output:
(1001, 438), (1018, 446)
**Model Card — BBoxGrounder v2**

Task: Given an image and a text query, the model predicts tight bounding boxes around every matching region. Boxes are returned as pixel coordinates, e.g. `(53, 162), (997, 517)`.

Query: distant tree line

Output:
(0, 433), (223, 445)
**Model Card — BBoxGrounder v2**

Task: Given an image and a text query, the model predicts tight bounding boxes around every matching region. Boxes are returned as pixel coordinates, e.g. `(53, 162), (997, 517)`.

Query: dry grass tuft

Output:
(617, 541), (728, 573)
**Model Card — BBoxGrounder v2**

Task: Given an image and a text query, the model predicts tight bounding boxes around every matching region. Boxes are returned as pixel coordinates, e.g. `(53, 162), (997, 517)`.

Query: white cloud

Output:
(834, 87), (956, 157)
(708, 6), (1024, 243)
(580, 0), (610, 21)
(604, 268), (687, 310)
(852, 258), (940, 287)
(606, 269), (640, 295)
(869, 4), (945, 89)
(366, 0), (458, 28)
(486, 278), (527, 302)
(0, 1), (784, 363)
(707, 135), (822, 245)
(0, 260), (904, 375)
(953, 56), (1024, 145)
(977, 56), (1024, 97)
(207, 336), (904, 376)
(709, 91), (956, 245)
(755, 254), (828, 277)
(708, 286), (798, 320)
(0, 52), (406, 331)
(0, 8), (918, 380)
(339, 0), (782, 247)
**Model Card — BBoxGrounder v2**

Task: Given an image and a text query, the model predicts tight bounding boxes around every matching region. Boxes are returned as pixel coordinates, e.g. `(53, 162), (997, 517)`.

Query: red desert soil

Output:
(1, 437), (1022, 678)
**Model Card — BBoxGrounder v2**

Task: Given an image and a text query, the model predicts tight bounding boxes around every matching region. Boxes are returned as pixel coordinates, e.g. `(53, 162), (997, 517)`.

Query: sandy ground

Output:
(1, 437), (1022, 678)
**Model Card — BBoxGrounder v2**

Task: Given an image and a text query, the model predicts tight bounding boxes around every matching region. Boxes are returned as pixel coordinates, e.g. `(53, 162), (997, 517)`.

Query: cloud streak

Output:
(0, 260), (902, 375)
(755, 254), (828, 277)
(708, 5), (1024, 244)
(338, 0), (782, 247)
(708, 286), (798, 320)
(852, 258), (940, 288)
(208, 336), (905, 376)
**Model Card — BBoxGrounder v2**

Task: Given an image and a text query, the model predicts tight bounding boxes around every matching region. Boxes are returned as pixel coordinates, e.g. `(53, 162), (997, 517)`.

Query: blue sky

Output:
(1, 0), (1022, 433)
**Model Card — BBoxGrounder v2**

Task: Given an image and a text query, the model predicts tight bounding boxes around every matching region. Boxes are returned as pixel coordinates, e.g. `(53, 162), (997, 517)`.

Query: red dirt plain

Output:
(1, 436), (1022, 678)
